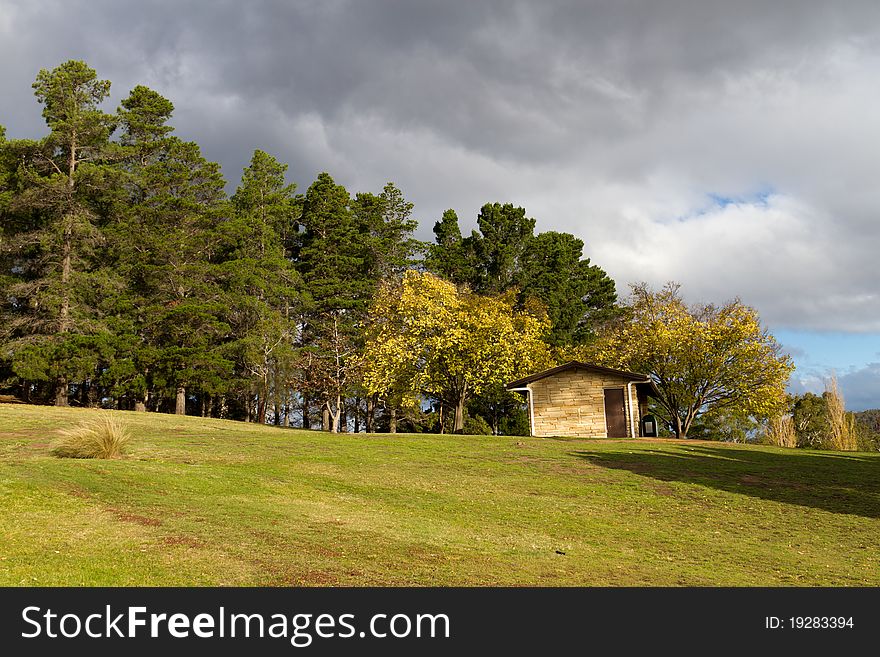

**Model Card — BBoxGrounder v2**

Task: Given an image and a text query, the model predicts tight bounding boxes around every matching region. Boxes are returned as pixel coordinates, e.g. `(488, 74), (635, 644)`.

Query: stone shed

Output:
(506, 361), (657, 438)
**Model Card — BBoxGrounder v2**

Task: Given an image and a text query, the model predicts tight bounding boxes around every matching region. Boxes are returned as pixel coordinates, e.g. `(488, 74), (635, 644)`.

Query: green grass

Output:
(1, 404), (878, 586)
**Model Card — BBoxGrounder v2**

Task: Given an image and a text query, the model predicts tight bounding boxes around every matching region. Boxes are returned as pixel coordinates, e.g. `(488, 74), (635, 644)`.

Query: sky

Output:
(1, 1), (878, 410)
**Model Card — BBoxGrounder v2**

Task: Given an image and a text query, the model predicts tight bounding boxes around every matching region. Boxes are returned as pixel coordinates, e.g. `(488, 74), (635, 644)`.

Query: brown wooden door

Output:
(604, 388), (627, 438)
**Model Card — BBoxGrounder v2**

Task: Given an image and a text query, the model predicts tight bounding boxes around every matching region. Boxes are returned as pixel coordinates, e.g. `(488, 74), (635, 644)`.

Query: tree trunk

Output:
(302, 394), (310, 429)
(55, 219), (73, 408)
(282, 403), (290, 427)
(672, 415), (684, 439)
(256, 392), (267, 424)
(331, 395), (341, 433)
(353, 396), (360, 434)
(60, 228), (71, 334)
(273, 378), (281, 426)
(681, 407), (699, 439)
(453, 390), (466, 434)
(322, 405), (330, 432)
(55, 376), (69, 407)
(389, 407), (397, 434)
(52, 133), (77, 408)
(175, 387), (186, 415)
(439, 404), (444, 435)
(366, 394), (375, 433)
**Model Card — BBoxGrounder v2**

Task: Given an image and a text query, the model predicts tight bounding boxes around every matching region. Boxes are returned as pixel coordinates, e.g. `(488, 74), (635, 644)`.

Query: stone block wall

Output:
(528, 369), (638, 438)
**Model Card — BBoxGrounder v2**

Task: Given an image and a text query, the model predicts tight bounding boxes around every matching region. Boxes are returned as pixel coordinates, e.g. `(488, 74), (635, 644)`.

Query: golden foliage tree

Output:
(362, 271), (551, 432)
(590, 282), (794, 438)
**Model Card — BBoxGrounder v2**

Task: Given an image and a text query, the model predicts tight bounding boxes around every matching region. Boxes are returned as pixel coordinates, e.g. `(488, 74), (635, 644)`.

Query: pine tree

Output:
(221, 149), (300, 423)
(426, 202), (538, 295)
(370, 182), (421, 278)
(350, 182), (422, 430)
(111, 86), (231, 414)
(471, 202), (535, 295)
(517, 231), (619, 345)
(294, 173), (371, 431)
(425, 204), (619, 346)
(425, 209), (476, 287)
(0, 124), (17, 394)
(0, 61), (117, 405)
(98, 85), (177, 410)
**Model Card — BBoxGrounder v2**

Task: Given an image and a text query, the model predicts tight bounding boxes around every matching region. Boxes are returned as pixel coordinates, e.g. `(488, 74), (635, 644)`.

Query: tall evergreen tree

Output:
(118, 85), (175, 158)
(426, 202), (538, 294)
(425, 209), (475, 287)
(222, 149), (300, 423)
(351, 182), (422, 430)
(145, 138), (231, 414)
(517, 231), (619, 345)
(98, 85), (177, 410)
(293, 173), (366, 432)
(295, 173), (368, 313)
(111, 86), (231, 414)
(371, 182), (421, 278)
(0, 61), (117, 405)
(471, 202), (535, 295)
(425, 204), (619, 346)
(0, 124), (15, 393)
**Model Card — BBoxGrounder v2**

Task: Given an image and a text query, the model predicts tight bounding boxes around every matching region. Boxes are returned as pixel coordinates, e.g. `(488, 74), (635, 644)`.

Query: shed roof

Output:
(506, 361), (653, 390)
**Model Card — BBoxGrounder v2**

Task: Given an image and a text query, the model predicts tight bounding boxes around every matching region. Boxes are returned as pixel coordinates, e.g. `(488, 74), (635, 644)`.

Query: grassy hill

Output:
(1, 404), (878, 586)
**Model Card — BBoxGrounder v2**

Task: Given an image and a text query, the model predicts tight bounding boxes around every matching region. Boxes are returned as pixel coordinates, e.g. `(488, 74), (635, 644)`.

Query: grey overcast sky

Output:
(2, 0), (878, 409)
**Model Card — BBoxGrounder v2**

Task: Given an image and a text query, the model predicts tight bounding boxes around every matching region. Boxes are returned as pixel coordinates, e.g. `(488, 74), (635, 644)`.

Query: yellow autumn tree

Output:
(589, 282), (794, 438)
(362, 271), (551, 433)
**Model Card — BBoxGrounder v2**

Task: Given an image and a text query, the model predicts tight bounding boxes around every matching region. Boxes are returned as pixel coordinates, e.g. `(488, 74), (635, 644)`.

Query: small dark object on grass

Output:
(556, 550), (566, 555)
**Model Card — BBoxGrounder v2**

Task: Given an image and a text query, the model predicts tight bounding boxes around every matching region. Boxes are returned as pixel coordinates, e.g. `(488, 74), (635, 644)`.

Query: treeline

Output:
(765, 392), (880, 452)
(682, 375), (880, 451)
(855, 409), (880, 436)
(0, 60), (618, 432)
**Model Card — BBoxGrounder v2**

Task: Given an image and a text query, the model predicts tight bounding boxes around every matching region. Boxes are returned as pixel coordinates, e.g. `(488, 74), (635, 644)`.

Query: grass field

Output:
(1, 404), (878, 586)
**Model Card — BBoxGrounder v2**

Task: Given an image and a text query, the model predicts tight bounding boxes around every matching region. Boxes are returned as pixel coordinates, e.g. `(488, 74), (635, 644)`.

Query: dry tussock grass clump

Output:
(51, 413), (131, 459)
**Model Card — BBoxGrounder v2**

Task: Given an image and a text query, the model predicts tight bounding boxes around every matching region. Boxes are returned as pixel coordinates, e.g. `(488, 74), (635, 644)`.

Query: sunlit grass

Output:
(1, 403), (878, 586)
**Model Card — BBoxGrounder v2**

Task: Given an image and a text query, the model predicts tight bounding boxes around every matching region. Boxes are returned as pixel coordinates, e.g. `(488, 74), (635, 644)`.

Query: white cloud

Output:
(790, 363), (880, 411)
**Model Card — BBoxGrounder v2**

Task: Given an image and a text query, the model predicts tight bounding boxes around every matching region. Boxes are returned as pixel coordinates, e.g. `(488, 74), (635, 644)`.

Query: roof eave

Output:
(506, 361), (652, 389)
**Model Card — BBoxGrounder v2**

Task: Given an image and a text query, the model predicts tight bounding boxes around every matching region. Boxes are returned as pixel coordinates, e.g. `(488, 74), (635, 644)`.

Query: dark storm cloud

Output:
(2, 1), (880, 337)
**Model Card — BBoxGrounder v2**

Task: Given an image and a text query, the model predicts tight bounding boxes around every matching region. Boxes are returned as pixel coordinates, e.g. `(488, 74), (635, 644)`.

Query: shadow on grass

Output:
(572, 445), (880, 519)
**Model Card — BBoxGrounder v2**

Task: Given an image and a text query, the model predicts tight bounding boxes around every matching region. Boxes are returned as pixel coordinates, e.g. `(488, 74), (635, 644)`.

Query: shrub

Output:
(463, 413), (493, 436)
(51, 413), (131, 459)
